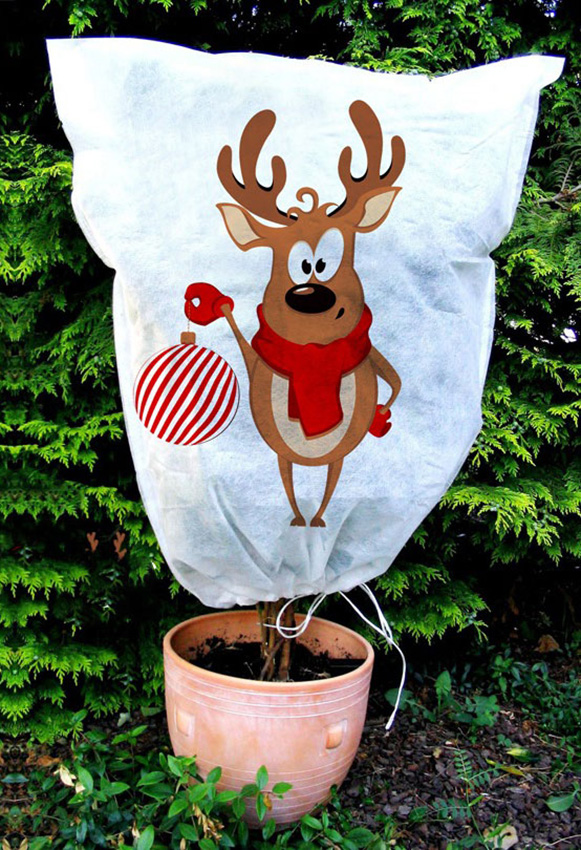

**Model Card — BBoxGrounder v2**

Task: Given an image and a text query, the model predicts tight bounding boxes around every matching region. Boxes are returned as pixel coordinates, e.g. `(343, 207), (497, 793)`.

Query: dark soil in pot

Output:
(180, 637), (365, 681)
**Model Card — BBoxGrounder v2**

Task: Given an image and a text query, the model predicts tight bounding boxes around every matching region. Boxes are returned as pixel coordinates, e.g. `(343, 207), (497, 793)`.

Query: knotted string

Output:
(263, 583), (407, 732)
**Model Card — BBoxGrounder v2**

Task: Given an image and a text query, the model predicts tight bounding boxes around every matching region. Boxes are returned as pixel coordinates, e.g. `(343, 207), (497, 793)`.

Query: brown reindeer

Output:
(192, 101), (405, 527)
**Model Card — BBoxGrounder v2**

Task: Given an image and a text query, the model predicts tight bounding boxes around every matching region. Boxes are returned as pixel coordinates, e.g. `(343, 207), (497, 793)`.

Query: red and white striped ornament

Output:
(133, 331), (239, 446)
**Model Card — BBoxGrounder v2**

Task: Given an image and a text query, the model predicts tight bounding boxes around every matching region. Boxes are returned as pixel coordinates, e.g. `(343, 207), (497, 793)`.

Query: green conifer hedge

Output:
(1, 0), (579, 738)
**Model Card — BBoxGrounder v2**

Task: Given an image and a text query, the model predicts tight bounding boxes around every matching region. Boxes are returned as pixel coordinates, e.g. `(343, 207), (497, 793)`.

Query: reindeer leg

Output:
(278, 456), (306, 527)
(311, 459), (343, 528)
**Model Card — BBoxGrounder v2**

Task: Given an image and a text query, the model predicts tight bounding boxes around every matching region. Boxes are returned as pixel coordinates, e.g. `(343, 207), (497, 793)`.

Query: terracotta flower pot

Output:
(163, 609), (374, 826)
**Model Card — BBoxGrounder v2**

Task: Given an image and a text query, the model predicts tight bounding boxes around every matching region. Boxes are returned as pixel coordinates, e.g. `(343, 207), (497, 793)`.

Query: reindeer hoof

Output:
(310, 516), (326, 527)
(291, 515), (306, 527)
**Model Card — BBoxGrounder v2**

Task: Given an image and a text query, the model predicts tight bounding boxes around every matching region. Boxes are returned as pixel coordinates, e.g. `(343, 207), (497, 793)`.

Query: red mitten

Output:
(184, 282), (234, 326)
(369, 405), (392, 438)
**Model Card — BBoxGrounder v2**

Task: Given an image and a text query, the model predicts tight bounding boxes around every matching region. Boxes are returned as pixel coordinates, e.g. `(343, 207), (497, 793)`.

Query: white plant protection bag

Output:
(48, 39), (563, 608)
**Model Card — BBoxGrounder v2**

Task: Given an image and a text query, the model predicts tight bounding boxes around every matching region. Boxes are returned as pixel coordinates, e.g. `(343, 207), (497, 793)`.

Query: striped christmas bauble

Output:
(133, 342), (239, 445)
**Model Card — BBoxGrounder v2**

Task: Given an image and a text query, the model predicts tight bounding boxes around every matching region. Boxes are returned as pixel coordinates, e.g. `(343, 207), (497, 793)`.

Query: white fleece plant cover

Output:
(48, 39), (563, 607)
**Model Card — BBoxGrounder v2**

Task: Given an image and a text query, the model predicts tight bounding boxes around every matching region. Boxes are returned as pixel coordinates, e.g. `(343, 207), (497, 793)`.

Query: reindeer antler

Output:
(217, 110), (289, 225)
(332, 100), (406, 218)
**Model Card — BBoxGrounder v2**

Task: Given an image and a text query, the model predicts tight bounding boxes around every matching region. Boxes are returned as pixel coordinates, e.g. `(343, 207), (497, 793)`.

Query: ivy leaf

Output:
(237, 819), (249, 847)
(272, 781), (292, 796)
(76, 766), (93, 793)
(262, 819), (276, 840)
(76, 820), (88, 843)
(206, 766), (222, 784)
(240, 783), (259, 798)
(255, 792), (267, 822)
(256, 765), (268, 790)
(137, 771), (166, 787)
(216, 789), (239, 803)
(108, 781), (130, 795)
(168, 796), (189, 818)
(232, 796), (246, 819)
(179, 823), (199, 840)
(188, 783), (208, 803)
(167, 754), (184, 777)
(136, 825), (155, 850)
(546, 792), (577, 812)
(346, 827), (376, 846)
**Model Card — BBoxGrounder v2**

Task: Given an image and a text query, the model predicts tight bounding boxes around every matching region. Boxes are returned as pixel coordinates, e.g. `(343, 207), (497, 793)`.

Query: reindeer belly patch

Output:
(271, 372), (356, 459)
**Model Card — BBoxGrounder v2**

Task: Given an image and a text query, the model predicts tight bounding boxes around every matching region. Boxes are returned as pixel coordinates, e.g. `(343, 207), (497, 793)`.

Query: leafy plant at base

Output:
(387, 669), (500, 736)
(489, 649), (581, 747)
(13, 724), (388, 849)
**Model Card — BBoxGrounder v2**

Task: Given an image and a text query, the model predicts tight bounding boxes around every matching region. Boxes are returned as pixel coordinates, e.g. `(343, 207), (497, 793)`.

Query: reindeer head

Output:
(217, 101), (405, 345)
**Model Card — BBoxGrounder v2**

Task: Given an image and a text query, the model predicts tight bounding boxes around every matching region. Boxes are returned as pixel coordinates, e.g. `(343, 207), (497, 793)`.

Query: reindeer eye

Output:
(314, 229), (344, 282)
(288, 241), (315, 285)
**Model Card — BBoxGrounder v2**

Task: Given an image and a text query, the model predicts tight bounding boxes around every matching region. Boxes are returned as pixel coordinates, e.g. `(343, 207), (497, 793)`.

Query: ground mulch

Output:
(347, 690), (581, 849)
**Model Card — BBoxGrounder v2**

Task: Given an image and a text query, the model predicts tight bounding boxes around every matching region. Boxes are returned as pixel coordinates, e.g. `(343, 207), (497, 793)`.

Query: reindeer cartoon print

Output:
(186, 101), (405, 527)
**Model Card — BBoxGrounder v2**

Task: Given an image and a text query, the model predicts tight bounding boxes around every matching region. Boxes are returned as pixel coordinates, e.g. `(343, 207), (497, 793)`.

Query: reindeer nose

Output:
(285, 283), (337, 314)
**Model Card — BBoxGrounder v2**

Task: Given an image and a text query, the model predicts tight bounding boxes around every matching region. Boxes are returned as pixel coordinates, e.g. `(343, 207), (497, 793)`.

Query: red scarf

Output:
(251, 305), (373, 438)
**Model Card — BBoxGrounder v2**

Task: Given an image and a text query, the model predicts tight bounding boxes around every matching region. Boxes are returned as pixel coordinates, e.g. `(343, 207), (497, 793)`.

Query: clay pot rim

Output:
(163, 609), (374, 692)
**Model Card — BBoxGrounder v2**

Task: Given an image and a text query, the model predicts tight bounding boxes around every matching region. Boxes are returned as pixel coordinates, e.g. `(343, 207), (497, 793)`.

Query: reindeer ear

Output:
(217, 203), (271, 251)
(350, 187), (401, 233)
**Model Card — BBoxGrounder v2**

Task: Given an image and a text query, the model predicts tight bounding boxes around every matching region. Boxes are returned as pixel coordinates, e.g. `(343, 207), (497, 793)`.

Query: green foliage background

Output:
(1, 0), (579, 738)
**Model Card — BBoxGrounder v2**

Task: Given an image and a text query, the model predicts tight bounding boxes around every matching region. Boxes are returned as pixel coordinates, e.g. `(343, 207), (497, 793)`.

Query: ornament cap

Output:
(180, 331), (197, 345)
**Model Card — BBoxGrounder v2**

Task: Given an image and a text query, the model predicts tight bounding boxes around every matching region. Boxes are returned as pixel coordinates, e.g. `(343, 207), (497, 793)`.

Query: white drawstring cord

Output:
(263, 593), (327, 638)
(264, 583), (407, 732)
(339, 583), (407, 731)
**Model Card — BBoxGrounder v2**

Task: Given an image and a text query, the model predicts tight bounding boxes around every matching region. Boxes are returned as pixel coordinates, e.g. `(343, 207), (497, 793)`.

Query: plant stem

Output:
(257, 599), (295, 681)
(260, 637), (285, 680)
(279, 602), (295, 682)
